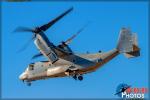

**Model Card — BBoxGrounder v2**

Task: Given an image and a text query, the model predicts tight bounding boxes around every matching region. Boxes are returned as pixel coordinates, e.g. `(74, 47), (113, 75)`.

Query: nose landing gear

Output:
(22, 80), (32, 86)
(27, 82), (32, 86)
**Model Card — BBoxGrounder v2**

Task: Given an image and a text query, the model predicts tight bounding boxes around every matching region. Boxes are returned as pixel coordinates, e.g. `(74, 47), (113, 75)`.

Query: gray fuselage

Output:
(19, 49), (119, 81)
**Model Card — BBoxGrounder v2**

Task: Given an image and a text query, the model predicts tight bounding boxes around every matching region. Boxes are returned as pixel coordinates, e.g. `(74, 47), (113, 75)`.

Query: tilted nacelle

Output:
(34, 36), (58, 63)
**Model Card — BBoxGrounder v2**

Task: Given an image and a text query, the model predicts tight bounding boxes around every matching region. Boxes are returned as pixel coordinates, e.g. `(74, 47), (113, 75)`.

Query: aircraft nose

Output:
(19, 72), (27, 80)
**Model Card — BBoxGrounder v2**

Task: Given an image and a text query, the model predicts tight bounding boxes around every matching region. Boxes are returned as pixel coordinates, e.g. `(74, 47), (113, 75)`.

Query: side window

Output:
(72, 59), (76, 63)
(97, 58), (103, 62)
(29, 64), (34, 70)
(52, 53), (57, 59)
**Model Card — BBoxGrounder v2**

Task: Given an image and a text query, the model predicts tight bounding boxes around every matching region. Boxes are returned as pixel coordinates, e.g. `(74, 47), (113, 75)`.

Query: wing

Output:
(32, 44), (71, 60)
(33, 25), (86, 59)
(33, 24), (87, 59)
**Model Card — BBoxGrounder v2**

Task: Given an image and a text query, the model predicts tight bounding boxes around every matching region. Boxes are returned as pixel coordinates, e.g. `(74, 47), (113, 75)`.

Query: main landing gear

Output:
(72, 74), (83, 81)
(65, 70), (84, 81)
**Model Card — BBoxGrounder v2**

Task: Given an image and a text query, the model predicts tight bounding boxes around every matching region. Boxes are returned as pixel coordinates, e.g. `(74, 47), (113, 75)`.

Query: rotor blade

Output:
(32, 53), (43, 59)
(65, 23), (89, 45)
(17, 37), (33, 53)
(39, 7), (73, 31)
(13, 27), (34, 33)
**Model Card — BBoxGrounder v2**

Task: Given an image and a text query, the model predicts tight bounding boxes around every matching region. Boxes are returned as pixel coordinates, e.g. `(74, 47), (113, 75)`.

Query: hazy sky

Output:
(2, 1), (149, 99)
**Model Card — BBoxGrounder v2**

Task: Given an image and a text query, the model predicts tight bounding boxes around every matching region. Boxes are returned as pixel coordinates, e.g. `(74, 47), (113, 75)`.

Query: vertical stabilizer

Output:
(116, 28), (140, 58)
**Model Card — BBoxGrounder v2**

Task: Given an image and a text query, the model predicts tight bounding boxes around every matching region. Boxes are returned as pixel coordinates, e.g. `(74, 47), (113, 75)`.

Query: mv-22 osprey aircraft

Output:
(16, 7), (140, 86)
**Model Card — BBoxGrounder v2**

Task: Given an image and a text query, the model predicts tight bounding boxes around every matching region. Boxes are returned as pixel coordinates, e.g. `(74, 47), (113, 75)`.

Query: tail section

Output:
(116, 28), (140, 58)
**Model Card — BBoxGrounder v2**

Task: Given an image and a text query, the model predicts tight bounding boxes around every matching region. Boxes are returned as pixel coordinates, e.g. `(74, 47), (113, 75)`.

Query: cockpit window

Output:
(29, 64), (34, 70)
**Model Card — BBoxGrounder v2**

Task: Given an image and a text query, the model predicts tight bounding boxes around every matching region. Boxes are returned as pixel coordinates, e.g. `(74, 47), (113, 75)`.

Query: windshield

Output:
(28, 64), (34, 71)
